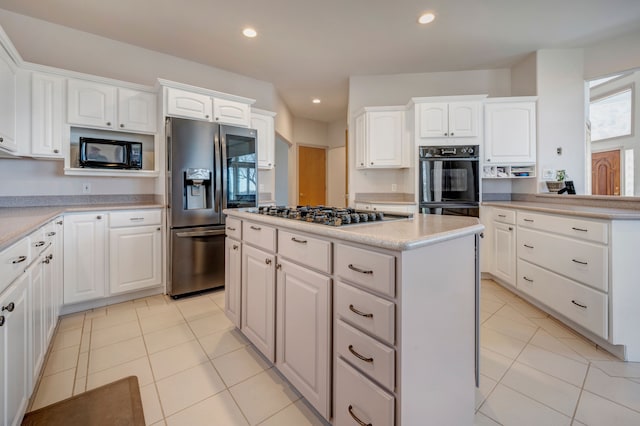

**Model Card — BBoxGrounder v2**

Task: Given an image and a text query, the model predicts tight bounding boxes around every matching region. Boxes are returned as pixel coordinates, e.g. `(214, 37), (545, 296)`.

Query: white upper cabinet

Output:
(117, 88), (157, 133)
(67, 79), (117, 130)
(419, 101), (479, 138)
(355, 106), (406, 169)
(68, 79), (157, 133)
(484, 98), (537, 164)
(214, 98), (250, 127)
(251, 109), (276, 169)
(0, 41), (17, 153)
(166, 87), (213, 121)
(31, 72), (64, 157)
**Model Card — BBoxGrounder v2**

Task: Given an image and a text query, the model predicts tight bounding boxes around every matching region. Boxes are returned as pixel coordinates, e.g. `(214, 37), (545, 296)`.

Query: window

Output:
(589, 87), (633, 141)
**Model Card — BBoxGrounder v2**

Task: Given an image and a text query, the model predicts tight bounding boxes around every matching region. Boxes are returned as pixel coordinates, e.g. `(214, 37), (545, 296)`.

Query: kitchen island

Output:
(223, 208), (483, 425)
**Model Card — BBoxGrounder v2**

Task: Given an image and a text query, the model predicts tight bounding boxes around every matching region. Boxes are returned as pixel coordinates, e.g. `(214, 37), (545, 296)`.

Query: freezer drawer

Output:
(169, 226), (225, 297)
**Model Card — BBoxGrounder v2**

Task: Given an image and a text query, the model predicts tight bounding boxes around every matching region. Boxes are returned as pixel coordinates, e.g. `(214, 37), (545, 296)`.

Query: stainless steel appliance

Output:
(252, 206), (412, 225)
(419, 145), (480, 217)
(79, 137), (142, 169)
(167, 117), (257, 297)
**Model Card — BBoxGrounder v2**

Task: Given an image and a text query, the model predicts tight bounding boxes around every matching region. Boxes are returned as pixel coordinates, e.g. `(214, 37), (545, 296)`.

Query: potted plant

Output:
(545, 170), (565, 192)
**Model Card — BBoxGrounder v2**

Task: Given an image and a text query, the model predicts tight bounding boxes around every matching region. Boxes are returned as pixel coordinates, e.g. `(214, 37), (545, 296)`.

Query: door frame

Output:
(297, 144), (328, 206)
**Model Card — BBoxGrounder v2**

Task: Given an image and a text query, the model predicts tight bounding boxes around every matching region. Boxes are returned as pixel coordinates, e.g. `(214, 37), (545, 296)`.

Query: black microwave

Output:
(79, 137), (142, 169)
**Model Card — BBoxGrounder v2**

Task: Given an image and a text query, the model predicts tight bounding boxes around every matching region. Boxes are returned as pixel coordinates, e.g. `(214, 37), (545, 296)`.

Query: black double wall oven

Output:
(419, 145), (480, 217)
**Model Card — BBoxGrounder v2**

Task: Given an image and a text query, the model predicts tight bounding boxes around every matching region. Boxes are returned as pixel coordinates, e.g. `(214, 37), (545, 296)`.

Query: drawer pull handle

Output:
(523, 244), (534, 249)
(572, 259), (588, 265)
(233, 244), (239, 250)
(250, 225), (262, 231)
(348, 345), (374, 363)
(129, 217), (145, 221)
(348, 264), (373, 275)
(56, 220), (63, 225)
(47, 232), (56, 237)
(523, 218), (534, 222)
(498, 214), (507, 218)
(12, 256), (27, 264)
(348, 405), (372, 426)
(571, 300), (587, 309)
(35, 241), (45, 247)
(291, 237), (308, 244)
(349, 304), (373, 318)
(523, 276), (534, 282)
(2, 302), (15, 312)
(572, 227), (588, 232)
(227, 226), (236, 231)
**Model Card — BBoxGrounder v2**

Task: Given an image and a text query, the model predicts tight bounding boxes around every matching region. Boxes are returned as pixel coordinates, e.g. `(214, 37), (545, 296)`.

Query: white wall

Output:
(583, 29), (640, 81)
(513, 49), (586, 195)
(511, 53), (537, 96)
(327, 147), (346, 207)
(289, 117), (330, 205)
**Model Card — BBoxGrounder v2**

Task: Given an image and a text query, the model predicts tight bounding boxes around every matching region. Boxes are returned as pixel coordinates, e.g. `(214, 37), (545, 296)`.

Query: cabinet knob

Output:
(508, 227), (513, 231)
(53, 149), (59, 153)
(276, 263), (282, 270)
(486, 158), (491, 162)
(97, 215), (103, 220)
(56, 220), (63, 225)
(106, 122), (111, 126)
(157, 227), (161, 231)
(215, 117), (219, 121)
(205, 115), (210, 119)
(265, 258), (272, 265)
(120, 124), (125, 128)
(360, 163), (363, 166)
(370, 162), (374, 165)
(268, 163), (271, 166)
(2, 302), (15, 313)
(444, 133), (448, 136)
(0, 137), (4, 143)
(0, 316), (4, 327)
(233, 244), (239, 250)
(451, 132), (454, 136)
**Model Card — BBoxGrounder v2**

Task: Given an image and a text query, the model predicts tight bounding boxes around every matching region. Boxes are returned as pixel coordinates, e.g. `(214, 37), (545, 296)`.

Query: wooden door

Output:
(592, 150), (620, 195)
(298, 146), (326, 205)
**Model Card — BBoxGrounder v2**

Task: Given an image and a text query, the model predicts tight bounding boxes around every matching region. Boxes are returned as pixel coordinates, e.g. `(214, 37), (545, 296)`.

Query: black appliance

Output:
(79, 137), (142, 169)
(167, 117), (257, 297)
(419, 145), (480, 217)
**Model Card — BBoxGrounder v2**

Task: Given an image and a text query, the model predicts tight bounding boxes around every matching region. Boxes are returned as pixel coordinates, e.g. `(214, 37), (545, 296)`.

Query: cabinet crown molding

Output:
(409, 94), (488, 105)
(157, 78), (256, 105)
(484, 96), (538, 103)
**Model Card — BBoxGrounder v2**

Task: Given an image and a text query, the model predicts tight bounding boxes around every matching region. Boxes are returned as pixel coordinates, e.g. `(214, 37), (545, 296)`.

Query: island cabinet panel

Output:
(276, 259), (331, 418)
(278, 230), (331, 274)
(224, 236), (242, 328)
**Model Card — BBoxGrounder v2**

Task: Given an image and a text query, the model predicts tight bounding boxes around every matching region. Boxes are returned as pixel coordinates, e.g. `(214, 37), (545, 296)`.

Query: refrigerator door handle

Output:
(176, 229), (226, 238)
(215, 128), (224, 211)
(219, 129), (228, 210)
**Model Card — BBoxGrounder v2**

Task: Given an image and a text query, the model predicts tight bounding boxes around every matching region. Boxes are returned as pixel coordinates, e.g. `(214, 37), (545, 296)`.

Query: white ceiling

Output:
(1, 0), (640, 123)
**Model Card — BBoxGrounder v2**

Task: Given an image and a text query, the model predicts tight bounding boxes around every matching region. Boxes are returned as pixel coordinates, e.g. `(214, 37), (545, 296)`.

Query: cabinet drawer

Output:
(110, 210), (162, 227)
(0, 237), (30, 294)
(518, 228), (608, 292)
(278, 230), (331, 274)
(225, 217), (242, 240)
(518, 259), (608, 338)
(336, 320), (395, 391)
(493, 208), (516, 224)
(517, 211), (608, 244)
(335, 281), (395, 345)
(335, 358), (394, 426)
(242, 221), (276, 252)
(335, 244), (395, 297)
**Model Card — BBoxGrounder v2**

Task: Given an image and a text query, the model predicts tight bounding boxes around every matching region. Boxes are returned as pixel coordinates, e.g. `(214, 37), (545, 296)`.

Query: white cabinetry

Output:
(31, 72), (64, 157)
(166, 87), (212, 121)
(63, 212), (107, 304)
(354, 106), (406, 169)
(491, 208), (517, 286)
(213, 98), (250, 127)
(0, 39), (17, 154)
(484, 98), (536, 165)
(68, 79), (157, 133)
(109, 210), (162, 295)
(251, 108), (276, 169)
(354, 202), (417, 214)
(224, 217), (242, 328)
(418, 101), (479, 138)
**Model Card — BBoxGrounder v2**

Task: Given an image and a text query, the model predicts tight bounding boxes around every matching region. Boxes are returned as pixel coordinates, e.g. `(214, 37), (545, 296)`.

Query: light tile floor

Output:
(27, 279), (640, 425)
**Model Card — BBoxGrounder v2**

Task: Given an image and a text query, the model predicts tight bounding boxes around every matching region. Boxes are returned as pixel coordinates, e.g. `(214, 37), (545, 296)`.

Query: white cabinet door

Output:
(276, 259), (330, 418)
(241, 244), (275, 361)
(367, 110), (404, 168)
(64, 213), (107, 304)
(166, 87), (212, 121)
(485, 101), (536, 164)
(354, 113), (366, 169)
(117, 88), (157, 133)
(28, 257), (45, 389)
(224, 237), (242, 328)
(492, 221), (516, 286)
(449, 102), (479, 137)
(251, 111), (275, 169)
(31, 72), (64, 157)
(109, 225), (161, 294)
(0, 45), (17, 153)
(52, 218), (64, 320)
(0, 272), (30, 426)
(213, 98), (251, 127)
(419, 103), (448, 138)
(67, 79), (117, 130)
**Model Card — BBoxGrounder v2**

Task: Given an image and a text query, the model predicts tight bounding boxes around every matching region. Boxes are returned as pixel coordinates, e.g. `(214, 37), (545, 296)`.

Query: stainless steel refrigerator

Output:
(166, 117), (257, 297)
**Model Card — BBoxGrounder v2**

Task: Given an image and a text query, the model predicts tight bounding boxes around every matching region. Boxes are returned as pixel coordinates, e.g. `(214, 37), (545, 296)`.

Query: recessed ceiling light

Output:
(312, 98), (321, 104)
(242, 28), (257, 38)
(418, 12), (435, 24)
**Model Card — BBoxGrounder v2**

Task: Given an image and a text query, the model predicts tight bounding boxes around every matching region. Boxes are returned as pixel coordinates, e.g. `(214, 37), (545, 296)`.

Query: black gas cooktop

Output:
(252, 206), (412, 227)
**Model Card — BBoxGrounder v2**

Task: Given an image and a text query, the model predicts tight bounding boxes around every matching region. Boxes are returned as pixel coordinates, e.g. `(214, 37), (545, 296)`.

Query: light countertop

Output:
(482, 201), (640, 220)
(225, 209), (483, 251)
(0, 203), (163, 251)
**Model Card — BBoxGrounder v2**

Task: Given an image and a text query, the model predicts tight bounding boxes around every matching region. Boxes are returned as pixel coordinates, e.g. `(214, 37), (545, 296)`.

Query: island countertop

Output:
(482, 201), (640, 220)
(224, 209), (484, 251)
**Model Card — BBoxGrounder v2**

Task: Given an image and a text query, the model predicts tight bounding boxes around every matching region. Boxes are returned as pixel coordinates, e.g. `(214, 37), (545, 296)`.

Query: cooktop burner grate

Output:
(251, 205), (411, 227)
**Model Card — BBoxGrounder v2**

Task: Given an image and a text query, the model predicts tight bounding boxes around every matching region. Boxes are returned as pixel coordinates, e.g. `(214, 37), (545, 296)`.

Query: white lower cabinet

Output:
(28, 256), (45, 389)
(493, 222), (516, 286)
(276, 259), (331, 418)
(224, 236), (242, 328)
(0, 272), (29, 426)
(241, 244), (276, 361)
(109, 225), (162, 294)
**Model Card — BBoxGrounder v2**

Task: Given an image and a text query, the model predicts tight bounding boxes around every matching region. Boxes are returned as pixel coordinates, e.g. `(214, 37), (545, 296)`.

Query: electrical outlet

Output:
(391, 184), (397, 192)
(542, 169), (555, 179)
(82, 183), (91, 194)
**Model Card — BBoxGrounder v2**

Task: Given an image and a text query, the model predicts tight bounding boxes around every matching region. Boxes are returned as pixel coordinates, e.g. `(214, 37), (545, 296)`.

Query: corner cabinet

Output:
(251, 108), (276, 169)
(484, 98), (537, 165)
(354, 106), (407, 169)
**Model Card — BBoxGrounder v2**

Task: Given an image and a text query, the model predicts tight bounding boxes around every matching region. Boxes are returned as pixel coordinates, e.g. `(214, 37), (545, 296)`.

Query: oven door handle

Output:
(176, 229), (226, 238)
